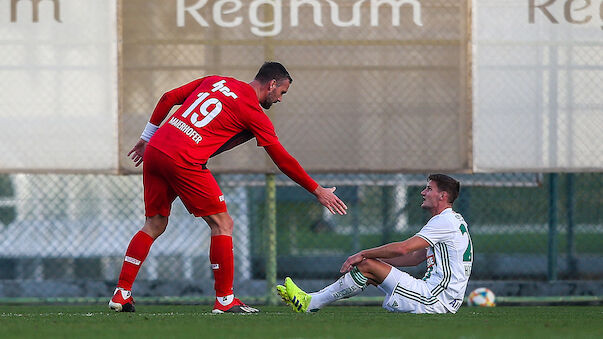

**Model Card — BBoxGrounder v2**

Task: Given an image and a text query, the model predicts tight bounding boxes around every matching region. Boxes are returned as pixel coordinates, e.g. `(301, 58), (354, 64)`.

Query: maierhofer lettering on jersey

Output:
(168, 117), (203, 144)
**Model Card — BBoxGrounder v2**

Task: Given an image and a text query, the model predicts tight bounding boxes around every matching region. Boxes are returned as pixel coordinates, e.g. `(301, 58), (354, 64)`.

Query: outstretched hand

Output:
(128, 139), (147, 167)
(313, 186), (348, 215)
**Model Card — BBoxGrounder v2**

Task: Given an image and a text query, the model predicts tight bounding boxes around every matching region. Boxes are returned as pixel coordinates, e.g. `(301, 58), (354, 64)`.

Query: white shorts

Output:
(378, 268), (449, 314)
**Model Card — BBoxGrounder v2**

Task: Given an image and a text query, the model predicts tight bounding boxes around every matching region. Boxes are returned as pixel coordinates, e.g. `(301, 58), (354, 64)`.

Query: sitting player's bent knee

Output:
(356, 258), (377, 275)
(356, 258), (392, 284)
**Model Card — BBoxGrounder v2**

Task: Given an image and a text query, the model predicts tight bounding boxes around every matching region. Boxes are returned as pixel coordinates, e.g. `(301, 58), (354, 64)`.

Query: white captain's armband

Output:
(141, 122), (159, 142)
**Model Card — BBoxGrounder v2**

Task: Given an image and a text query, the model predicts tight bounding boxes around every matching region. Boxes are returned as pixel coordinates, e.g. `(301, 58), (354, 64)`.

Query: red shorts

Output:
(143, 145), (227, 217)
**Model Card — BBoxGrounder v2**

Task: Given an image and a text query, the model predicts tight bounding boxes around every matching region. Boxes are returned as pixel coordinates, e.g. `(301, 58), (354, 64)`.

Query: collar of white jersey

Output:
(439, 208), (453, 215)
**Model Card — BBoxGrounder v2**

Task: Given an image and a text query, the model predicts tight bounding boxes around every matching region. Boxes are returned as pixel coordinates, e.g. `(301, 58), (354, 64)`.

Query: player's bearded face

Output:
(261, 80), (290, 109)
(260, 91), (277, 109)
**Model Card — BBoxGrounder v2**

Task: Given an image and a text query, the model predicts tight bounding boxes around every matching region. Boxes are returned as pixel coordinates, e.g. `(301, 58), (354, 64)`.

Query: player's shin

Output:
(308, 267), (367, 310)
(210, 235), (235, 304)
(117, 231), (155, 290)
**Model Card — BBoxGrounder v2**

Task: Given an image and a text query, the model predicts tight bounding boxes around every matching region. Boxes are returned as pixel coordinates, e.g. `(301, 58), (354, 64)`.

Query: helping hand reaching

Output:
(313, 186), (348, 215)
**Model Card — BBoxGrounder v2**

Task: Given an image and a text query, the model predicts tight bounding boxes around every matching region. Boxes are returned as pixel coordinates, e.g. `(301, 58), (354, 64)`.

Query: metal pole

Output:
(262, 4), (278, 306)
(547, 173), (558, 281)
(566, 173), (576, 277)
(546, 33), (559, 282)
(381, 186), (393, 244)
(265, 173), (278, 305)
(352, 187), (360, 252)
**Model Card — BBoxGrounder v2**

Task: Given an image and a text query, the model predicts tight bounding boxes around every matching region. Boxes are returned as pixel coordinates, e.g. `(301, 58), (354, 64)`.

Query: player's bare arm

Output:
(340, 236), (429, 273)
(380, 248), (428, 267)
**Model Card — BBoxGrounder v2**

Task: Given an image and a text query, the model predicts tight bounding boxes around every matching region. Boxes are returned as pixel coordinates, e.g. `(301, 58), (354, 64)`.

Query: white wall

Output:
(0, 0), (118, 173)
(473, 0), (603, 171)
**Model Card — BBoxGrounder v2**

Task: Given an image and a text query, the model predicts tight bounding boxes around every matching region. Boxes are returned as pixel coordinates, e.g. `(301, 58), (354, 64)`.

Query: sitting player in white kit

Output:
(278, 174), (473, 314)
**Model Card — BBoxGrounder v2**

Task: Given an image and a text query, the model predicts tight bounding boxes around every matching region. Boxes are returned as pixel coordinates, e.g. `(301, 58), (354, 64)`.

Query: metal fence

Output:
(118, 0), (472, 174)
(0, 172), (601, 299)
(473, 0), (603, 172)
(1, 0), (602, 302)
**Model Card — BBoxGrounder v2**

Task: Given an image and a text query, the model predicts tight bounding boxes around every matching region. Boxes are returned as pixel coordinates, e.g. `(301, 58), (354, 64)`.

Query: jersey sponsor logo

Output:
(464, 264), (472, 277)
(211, 264), (220, 270)
(219, 195), (225, 202)
(212, 80), (238, 98)
(426, 254), (435, 268)
(423, 254), (436, 280)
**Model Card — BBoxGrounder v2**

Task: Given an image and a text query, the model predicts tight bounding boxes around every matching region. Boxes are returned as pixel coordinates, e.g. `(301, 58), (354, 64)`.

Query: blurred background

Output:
(0, 0), (601, 303)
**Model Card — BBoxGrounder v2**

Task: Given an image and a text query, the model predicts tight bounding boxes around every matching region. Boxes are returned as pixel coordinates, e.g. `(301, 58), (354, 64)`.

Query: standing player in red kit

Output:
(109, 62), (348, 313)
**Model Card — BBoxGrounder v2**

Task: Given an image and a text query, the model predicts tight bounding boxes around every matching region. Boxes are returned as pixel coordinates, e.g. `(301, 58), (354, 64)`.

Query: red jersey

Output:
(149, 76), (279, 166)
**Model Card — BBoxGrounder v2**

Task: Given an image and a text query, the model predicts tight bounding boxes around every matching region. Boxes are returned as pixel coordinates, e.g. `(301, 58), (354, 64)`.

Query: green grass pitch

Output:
(0, 305), (601, 338)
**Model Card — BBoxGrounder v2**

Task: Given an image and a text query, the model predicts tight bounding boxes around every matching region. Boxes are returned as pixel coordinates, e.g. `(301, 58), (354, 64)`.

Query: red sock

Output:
(117, 231), (154, 291)
(210, 235), (234, 297)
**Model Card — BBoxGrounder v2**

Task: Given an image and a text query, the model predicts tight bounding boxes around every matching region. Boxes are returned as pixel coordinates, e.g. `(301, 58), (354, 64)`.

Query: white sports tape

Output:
(140, 122), (159, 142)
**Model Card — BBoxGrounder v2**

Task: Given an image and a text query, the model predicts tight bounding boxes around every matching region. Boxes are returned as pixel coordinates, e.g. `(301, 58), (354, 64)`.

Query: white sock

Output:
(217, 294), (234, 306)
(308, 267), (367, 310)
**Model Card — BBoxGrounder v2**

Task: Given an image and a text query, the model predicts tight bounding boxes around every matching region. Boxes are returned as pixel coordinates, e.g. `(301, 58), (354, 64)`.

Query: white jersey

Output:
(415, 208), (473, 313)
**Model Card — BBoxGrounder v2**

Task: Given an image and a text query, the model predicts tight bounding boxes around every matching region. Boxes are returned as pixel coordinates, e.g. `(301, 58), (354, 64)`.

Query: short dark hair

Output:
(428, 174), (460, 204)
(254, 61), (293, 84)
